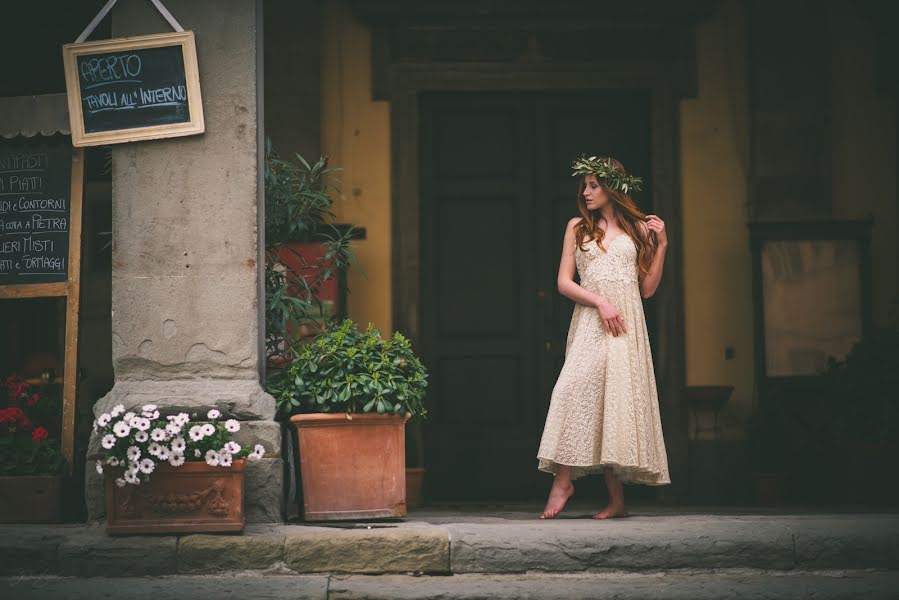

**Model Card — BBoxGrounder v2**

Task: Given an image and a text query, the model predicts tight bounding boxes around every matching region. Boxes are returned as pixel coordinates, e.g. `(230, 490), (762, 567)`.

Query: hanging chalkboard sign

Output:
(0, 139), (74, 285)
(63, 31), (204, 147)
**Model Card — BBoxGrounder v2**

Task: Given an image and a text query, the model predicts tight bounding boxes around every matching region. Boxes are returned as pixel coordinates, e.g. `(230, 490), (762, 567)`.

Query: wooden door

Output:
(420, 92), (654, 500)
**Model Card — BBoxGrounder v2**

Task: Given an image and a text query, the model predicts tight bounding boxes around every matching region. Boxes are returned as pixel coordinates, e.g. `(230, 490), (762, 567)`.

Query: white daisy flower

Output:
(205, 449), (220, 466)
(169, 454), (185, 467)
(134, 430), (149, 443)
(129, 415), (142, 428)
(123, 411), (135, 422)
(124, 471), (140, 485)
(176, 412), (190, 426)
(225, 441), (241, 454)
(170, 436), (186, 453)
(115, 477), (127, 487)
(107, 457), (120, 467)
(254, 444), (266, 458)
(101, 434), (117, 450)
(98, 413), (112, 427)
(219, 452), (233, 467)
(143, 409), (160, 420)
(96, 462), (104, 475)
(148, 442), (162, 457)
(127, 446), (141, 461)
(188, 425), (204, 442)
(135, 417), (152, 432)
(111, 404), (125, 417)
(201, 423), (215, 436)
(113, 421), (131, 438)
(141, 403), (158, 414)
(207, 409), (221, 420)
(139, 458), (155, 474)
(156, 446), (170, 461)
(165, 423), (181, 436)
(150, 428), (167, 442)
(194, 449), (202, 458)
(225, 419), (240, 433)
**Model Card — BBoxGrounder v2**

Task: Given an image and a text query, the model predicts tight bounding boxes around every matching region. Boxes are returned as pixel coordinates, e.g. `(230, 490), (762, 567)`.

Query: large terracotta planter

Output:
(105, 459), (245, 535)
(0, 475), (62, 523)
(291, 413), (410, 521)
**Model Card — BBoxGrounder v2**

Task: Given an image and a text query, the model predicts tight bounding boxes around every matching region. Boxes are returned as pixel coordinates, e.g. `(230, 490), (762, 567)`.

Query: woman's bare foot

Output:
(539, 480), (575, 519)
(592, 503), (629, 519)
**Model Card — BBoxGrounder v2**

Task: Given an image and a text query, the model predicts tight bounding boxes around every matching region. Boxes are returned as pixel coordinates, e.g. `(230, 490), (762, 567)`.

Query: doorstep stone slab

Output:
(283, 527), (451, 574)
(58, 528), (177, 576)
(791, 515), (899, 569)
(178, 534), (286, 573)
(447, 516), (796, 573)
(0, 525), (74, 575)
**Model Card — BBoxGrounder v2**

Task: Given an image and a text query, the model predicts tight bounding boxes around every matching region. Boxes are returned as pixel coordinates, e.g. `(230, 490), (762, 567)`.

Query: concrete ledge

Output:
(792, 517), (899, 569)
(447, 517), (797, 573)
(178, 534), (285, 573)
(284, 528), (451, 574)
(58, 529), (177, 576)
(0, 525), (72, 575)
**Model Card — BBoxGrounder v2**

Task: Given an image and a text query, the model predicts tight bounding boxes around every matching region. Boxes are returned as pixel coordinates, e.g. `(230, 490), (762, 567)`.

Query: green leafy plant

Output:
(264, 138), (341, 246)
(263, 138), (358, 362)
(0, 374), (65, 476)
(268, 319), (428, 419)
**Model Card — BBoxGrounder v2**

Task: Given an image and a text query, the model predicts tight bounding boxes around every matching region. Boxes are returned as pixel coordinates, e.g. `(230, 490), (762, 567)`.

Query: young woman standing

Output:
(537, 156), (671, 520)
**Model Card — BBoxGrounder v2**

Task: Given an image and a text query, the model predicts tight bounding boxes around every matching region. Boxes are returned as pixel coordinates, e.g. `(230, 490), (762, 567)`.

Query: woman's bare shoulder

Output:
(566, 217), (581, 230)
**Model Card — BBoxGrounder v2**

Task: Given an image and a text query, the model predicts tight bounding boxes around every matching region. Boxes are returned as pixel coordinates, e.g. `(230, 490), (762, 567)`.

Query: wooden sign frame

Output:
(63, 31), (204, 147)
(0, 148), (85, 465)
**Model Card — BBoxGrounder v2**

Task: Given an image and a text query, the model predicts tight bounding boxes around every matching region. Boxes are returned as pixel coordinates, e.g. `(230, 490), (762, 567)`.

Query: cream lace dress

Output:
(536, 233), (671, 485)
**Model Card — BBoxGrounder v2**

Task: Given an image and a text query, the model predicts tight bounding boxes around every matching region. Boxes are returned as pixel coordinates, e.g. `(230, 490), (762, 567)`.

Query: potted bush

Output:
(93, 405), (266, 535)
(0, 373), (65, 523)
(819, 328), (899, 503)
(264, 138), (356, 365)
(268, 319), (428, 521)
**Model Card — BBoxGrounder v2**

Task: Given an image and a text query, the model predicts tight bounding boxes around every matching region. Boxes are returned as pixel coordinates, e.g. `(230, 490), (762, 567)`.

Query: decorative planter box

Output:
(0, 475), (62, 523)
(105, 459), (245, 535)
(291, 413), (409, 521)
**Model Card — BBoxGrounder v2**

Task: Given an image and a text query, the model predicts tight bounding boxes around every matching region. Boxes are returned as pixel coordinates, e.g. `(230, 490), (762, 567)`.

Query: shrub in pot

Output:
(268, 319), (428, 520)
(263, 138), (356, 365)
(93, 405), (266, 534)
(0, 373), (65, 523)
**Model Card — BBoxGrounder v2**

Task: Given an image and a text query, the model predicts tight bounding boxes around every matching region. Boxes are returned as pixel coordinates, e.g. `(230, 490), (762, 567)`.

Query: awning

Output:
(0, 94), (71, 138)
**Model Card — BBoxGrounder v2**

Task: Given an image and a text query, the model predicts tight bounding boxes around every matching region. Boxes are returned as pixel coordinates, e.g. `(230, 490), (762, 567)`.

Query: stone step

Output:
(1, 513), (897, 578)
(3, 571), (899, 600)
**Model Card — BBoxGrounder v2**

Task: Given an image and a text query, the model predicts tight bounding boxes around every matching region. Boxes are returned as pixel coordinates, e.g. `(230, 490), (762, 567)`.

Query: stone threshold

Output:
(1, 512), (898, 577)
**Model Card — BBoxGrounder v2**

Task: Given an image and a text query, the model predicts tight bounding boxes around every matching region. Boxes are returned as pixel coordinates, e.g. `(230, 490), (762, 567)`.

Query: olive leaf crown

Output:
(571, 155), (643, 194)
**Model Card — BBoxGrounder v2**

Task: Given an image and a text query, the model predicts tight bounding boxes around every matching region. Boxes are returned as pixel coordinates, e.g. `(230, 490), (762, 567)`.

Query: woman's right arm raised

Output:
(556, 218), (626, 336)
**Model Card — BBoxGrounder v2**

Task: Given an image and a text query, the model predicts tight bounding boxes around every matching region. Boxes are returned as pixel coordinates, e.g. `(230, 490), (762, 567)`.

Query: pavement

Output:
(1, 502), (897, 598)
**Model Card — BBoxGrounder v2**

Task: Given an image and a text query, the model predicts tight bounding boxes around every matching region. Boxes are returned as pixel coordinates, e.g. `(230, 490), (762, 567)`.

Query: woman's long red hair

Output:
(573, 159), (654, 282)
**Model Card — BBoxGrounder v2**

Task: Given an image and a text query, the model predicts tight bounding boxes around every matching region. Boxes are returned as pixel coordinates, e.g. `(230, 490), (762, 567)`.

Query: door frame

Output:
(349, 2), (715, 502)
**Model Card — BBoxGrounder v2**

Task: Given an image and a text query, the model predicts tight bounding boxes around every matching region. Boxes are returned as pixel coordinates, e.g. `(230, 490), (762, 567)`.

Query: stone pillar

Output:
(85, 0), (283, 522)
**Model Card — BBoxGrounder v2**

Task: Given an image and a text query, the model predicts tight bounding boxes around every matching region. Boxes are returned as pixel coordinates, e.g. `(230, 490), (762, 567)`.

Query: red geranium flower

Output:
(27, 393), (40, 407)
(32, 426), (49, 442)
(20, 417), (33, 431)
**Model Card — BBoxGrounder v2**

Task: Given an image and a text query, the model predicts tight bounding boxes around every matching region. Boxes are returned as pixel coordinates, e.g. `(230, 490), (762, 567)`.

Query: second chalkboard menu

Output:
(0, 138), (73, 285)
(63, 31), (204, 147)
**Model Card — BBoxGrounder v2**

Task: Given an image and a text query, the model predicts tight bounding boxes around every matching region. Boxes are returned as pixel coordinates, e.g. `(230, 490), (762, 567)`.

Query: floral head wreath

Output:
(571, 155), (643, 194)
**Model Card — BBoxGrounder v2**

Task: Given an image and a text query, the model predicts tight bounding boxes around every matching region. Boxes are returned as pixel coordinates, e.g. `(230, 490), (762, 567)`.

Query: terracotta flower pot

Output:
(0, 475), (62, 523)
(405, 467), (426, 509)
(291, 412), (410, 521)
(105, 459), (245, 535)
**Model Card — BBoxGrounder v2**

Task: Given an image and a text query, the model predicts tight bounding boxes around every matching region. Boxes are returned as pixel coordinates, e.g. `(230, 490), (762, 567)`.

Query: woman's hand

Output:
(645, 214), (667, 246)
(596, 297), (626, 337)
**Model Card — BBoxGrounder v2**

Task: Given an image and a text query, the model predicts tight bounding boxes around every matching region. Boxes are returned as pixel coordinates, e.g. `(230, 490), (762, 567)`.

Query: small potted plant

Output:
(0, 373), (65, 523)
(93, 405), (266, 535)
(264, 138), (356, 365)
(268, 319), (428, 521)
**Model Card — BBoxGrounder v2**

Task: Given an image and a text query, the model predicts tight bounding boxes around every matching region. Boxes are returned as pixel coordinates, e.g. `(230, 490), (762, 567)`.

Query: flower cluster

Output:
(570, 155), (643, 194)
(1, 373), (63, 476)
(94, 405), (266, 487)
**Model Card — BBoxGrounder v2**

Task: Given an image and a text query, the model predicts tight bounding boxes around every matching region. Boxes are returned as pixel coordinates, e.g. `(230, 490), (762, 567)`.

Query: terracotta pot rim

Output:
(290, 412), (411, 425)
(104, 458), (246, 477)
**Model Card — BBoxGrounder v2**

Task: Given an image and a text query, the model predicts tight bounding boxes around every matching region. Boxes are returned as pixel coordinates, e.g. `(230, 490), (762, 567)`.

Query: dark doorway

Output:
(420, 92), (657, 501)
